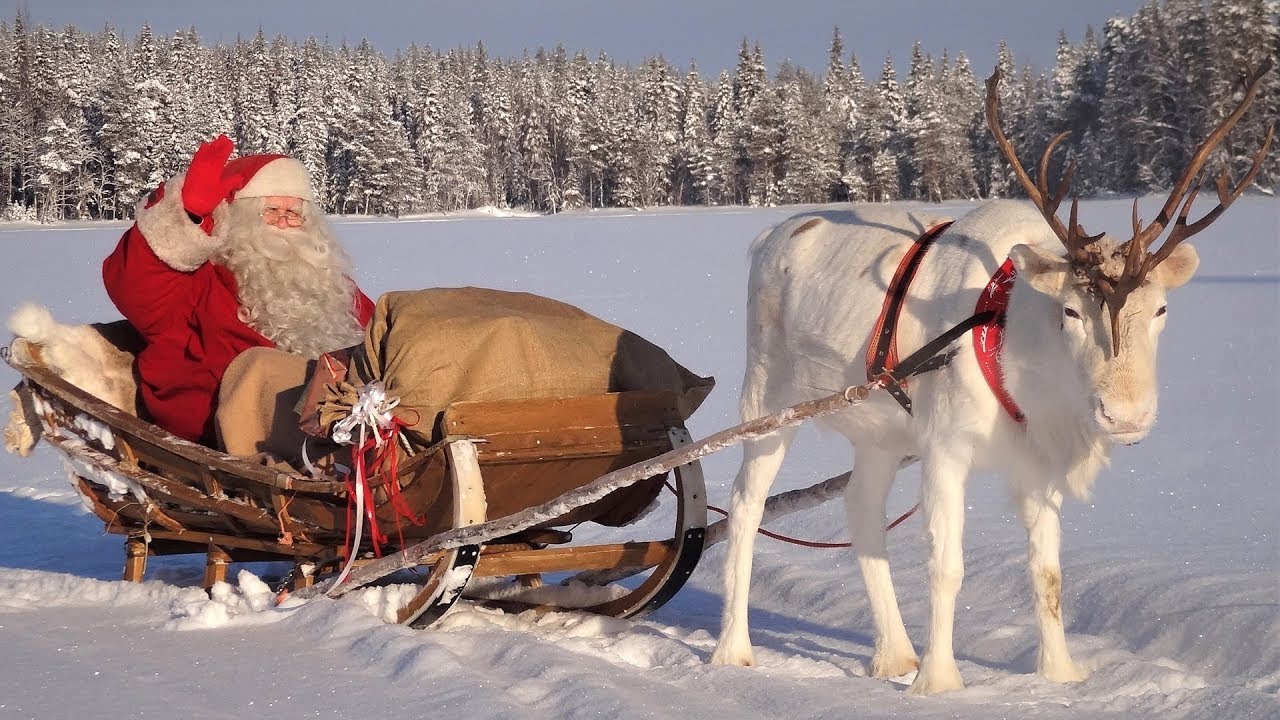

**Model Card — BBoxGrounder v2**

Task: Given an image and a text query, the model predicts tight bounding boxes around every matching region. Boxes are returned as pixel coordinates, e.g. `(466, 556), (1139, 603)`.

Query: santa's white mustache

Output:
(250, 227), (332, 267)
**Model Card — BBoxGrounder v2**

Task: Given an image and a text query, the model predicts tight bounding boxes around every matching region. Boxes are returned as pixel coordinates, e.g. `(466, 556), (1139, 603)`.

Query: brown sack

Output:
(216, 347), (316, 467)
(346, 287), (714, 448)
(217, 288), (714, 537)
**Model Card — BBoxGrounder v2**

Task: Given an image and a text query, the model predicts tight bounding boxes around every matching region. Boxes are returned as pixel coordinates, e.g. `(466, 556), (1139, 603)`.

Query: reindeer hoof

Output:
(871, 653), (920, 679)
(710, 642), (756, 667)
(1038, 661), (1088, 683)
(907, 657), (965, 695)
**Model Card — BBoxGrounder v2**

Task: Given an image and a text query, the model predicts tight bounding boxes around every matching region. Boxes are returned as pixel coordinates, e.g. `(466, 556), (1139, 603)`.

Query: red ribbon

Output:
(340, 416), (425, 562)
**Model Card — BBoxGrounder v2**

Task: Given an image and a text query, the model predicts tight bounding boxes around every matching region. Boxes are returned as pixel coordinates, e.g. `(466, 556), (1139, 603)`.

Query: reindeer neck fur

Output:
(910, 201), (1113, 499)
(1000, 272), (1111, 499)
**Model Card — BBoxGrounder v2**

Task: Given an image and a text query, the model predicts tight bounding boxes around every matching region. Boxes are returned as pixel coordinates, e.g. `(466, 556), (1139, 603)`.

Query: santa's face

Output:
(214, 196), (365, 357)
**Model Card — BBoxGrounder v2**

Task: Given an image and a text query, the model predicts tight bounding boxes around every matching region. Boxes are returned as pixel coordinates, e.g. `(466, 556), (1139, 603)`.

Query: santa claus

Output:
(103, 135), (374, 445)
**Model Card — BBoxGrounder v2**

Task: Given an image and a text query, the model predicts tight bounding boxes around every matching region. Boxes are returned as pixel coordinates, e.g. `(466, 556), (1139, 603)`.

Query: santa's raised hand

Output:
(181, 135), (245, 220)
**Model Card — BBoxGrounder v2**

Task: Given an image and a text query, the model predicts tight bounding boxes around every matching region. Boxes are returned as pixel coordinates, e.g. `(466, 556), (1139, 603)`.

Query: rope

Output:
(666, 481), (919, 549)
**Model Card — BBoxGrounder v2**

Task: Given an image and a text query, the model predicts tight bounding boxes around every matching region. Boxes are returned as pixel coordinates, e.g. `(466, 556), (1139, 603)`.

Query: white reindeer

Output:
(710, 63), (1273, 694)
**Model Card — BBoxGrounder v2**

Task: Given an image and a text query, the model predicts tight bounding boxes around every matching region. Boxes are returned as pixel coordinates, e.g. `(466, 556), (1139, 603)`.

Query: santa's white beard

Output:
(214, 199), (366, 358)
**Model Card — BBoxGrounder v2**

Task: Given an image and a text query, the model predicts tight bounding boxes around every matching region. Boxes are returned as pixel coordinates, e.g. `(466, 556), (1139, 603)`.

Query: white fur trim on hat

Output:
(236, 157), (316, 204)
(134, 172), (226, 272)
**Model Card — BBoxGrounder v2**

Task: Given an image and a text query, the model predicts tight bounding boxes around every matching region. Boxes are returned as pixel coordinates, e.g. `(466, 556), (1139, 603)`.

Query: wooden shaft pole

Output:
(290, 384), (873, 601)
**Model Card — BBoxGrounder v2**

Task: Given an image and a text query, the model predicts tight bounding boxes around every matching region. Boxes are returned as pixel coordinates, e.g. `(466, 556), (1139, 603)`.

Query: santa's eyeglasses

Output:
(262, 207), (305, 227)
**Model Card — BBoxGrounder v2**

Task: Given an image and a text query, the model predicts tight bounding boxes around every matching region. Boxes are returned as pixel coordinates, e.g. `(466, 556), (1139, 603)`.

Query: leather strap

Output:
(865, 222), (953, 414)
(866, 221), (954, 386)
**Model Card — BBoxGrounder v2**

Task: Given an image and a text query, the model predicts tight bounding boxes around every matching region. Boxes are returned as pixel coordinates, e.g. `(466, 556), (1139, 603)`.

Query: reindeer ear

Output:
(1009, 243), (1069, 295)
(1153, 243), (1199, 289)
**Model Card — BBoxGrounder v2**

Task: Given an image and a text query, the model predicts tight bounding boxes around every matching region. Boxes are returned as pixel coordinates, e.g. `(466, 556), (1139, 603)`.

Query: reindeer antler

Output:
(985, 69), (1103, 265)
(1120, 59), (1275, 288)
(986, 60), (1274, 358)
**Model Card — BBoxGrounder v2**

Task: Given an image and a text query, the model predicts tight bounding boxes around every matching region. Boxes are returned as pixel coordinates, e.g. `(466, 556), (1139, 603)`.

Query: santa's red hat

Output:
(132, 151), (322, 273)
(222, 155), (317, 204)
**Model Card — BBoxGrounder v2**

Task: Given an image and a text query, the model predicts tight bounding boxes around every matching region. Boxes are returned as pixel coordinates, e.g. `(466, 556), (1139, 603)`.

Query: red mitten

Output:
(181, 135), (244, 217)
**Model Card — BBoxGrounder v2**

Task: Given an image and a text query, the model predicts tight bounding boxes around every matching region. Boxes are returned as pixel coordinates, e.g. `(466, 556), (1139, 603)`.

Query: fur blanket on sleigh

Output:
(4, 304), (143, 456)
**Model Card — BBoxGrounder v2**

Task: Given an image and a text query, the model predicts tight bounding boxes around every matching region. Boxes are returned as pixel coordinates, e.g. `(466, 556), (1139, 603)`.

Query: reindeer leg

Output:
(846, 445), (919, 677)
(908, 449), (970, 695)
(711, 428), (798, 667)
(1018, 488), (1087, 683)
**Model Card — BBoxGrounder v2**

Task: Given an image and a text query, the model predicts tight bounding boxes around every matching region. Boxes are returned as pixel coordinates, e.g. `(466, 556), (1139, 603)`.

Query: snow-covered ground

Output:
(0, 198), (1276, 719)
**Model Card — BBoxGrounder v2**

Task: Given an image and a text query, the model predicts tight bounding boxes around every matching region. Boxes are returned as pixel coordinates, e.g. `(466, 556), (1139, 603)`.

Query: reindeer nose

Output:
(1095, 401), (1154, 444)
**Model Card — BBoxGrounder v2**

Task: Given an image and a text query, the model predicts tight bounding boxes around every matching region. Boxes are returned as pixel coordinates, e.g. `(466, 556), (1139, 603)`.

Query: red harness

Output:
(973, 259), (1025, 422)
(866, 224), (1025, 423)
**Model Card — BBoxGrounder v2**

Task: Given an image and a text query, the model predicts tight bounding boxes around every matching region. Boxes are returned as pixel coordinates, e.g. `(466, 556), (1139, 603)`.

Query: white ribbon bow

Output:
(330, 381), (401, 447)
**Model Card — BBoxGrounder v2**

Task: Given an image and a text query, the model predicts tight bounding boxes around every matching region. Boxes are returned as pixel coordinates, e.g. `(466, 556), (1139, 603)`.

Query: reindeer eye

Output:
(1063, 307), (1081, 320)
(1155, 305), (1167, 317)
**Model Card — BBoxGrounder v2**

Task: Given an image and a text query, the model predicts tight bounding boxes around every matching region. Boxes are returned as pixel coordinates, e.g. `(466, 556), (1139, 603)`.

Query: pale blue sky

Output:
(28, 1), (1147, 75)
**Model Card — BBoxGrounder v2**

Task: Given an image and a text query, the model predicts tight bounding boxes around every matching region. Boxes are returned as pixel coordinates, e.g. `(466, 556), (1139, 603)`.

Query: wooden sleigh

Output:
(3, 341), (708, 628)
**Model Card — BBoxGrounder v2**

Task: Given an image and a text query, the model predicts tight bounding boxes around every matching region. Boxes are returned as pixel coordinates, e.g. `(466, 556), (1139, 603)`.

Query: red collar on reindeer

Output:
(973, 259), (1025, 423)
(867, 222), (1025, 424)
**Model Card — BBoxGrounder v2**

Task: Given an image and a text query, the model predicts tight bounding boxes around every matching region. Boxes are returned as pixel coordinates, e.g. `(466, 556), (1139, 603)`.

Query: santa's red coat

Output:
(103, 174), (374, 444)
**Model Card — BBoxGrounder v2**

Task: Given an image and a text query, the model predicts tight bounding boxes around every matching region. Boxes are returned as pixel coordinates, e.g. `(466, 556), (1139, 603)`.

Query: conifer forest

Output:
(4, 0), (1276, 221)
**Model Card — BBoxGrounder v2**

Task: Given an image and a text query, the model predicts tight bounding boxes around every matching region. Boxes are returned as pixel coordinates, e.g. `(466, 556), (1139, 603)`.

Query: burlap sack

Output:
(345, 287), (714, 447)
(216, 347), (318, 467)
(216, 288), (714, 537)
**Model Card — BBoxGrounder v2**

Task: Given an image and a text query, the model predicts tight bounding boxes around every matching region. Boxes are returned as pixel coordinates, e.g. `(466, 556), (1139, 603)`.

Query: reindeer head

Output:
(987, 61), (1273, 443)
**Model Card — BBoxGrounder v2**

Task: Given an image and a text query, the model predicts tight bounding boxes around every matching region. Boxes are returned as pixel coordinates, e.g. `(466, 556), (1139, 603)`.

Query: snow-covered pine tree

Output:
(554, 49), (595, 209)
(866, 54), (905, 202)
(331, 39), (420, 214)
(3, 14), (42, 218)
(901, 42), (934, 199)
(437, 48), (489, 210)
(232, 30), (283, 154)
(1206, 0), (1279, 188)
(96, 23), (170, 213)
(599, 54), (644, 208)
(736, 42), (778, 205)
(843, 51), (871, 201)
(911, 49), (942, 201)
(1131, 1), (1187, 189)
(972, 42), (1018, 198)
(635, 55), (682, 206)
(1060, 27), (1107, 195)
(0, 20), (17, 217)
(1096, 15), (1149, 192)
(2, 5), (1272, 216)
(512, 53), (559, 211)
(1014, 65), (1056, 192)
(719, 40), (767, 205)
(707, 69), (737, 205)
(937, 52), (980, 199)
(160, 28), (203, 173)
(267, 34), (300, 154)
(468, 43), (516, 208)
(822, 27), (866, 201)
(188, 39), (236, 175)
(289, 37), (335, 209)
(38, 26), (106, 219)
(674, 63), (716, 205)
(776, 63), (837, 204)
